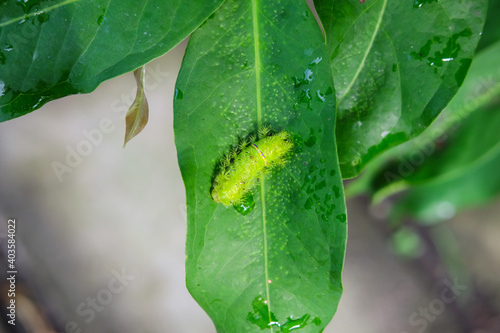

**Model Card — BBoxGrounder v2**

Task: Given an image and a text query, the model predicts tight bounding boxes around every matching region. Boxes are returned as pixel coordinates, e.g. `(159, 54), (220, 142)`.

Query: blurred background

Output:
(1, 37), (500, 333)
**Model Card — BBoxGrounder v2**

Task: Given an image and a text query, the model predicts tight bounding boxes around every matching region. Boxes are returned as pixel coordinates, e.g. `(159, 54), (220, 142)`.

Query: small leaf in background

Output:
(314, 0), (488, 178)
(390, 101), (500, 223)
(346, 40), (500, 223)
(390, 227), (422, 259)
(124, 66), (148, 147)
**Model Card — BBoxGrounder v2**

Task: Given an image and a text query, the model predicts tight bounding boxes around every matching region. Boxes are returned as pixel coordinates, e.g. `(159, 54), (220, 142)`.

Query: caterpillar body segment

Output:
(211, 130), (293, 206)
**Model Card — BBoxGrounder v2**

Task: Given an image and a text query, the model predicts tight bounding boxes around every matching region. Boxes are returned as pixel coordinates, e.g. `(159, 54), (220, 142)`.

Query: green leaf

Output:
(174, 0), (346, 332)
(314, 0), (488, 178)
(346, 41), (500, 222)
(0, 0), (224, 122)
(477, 0), (500, 51)
(124, 66), (148, 147)
(391, 103), (500, 223)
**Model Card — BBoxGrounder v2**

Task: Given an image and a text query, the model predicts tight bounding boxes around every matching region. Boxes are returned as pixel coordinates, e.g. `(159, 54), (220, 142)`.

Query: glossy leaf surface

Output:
(0, 0), (223, 121)
(314, 0), (488, 178)
(174, 0), (347, 331)
(346, 41), (500, 222)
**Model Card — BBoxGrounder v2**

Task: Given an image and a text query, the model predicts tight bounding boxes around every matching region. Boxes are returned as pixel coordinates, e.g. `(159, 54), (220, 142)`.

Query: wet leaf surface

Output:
(314, 0), (488, 178)
(174, 0), (347, 331)
(0, 0), (223, 121)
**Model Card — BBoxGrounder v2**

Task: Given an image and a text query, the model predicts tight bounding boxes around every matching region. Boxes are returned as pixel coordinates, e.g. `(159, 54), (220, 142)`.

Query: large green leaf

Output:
(314, 0), (488, 178)
(174, 0), (346, 332)
(346, 41), (500, 222)
(0, 0), (224, 122)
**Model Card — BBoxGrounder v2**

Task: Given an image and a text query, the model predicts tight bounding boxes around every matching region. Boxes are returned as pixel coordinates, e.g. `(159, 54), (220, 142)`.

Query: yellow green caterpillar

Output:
(212, 128), (294, 206)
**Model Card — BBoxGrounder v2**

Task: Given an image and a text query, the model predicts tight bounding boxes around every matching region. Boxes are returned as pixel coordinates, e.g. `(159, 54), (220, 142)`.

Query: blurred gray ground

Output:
(0, 41), (499, 333)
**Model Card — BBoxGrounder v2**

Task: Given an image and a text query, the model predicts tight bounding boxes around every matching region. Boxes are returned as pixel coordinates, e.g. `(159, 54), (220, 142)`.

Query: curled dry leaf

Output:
(124, 66), (149, 147)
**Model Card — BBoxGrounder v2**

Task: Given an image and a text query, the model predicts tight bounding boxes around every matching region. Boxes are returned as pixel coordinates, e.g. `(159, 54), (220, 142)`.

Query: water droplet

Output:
(323, 192), (332, 204)
(32, 95), (50, 109)
(304, 129), (316, 147)
(410, 29), (472, 71)
(247, 296), (279, 330)
(247, 296), (318, 331)
(279, 314), (311, 331)
(309, 57), (322, 65)
(316, 90), (325, 102)
(34, 11), (49, 25)
(0, 81), (6, 97)
(412, 0), (438, 8)
(336, 214), (347, 223)
(304, 68), (313, 83)
(15, 0), (40, 14)
(292, 69), (314, 87)
(315, 180), (326, 191)
(298, 88), (312, 110)
(97, 14), (105, 25)
(304, 198), (313, 210)
(304, 48), (313, 56)
(3, 44), (14, 52)
(174, 88), (183, 100)
(233, 193), (255, 215)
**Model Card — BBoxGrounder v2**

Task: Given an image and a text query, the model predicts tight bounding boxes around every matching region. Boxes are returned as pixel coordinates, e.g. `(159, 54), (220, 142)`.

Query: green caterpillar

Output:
(212, 128), (294, 207)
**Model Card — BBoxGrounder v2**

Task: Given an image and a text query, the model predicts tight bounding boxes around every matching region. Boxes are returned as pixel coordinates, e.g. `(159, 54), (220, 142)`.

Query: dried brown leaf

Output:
(124, 66), (149, 147)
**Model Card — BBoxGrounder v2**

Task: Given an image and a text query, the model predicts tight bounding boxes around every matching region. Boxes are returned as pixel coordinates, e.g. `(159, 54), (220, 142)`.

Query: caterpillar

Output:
(211, 128), (294, 207)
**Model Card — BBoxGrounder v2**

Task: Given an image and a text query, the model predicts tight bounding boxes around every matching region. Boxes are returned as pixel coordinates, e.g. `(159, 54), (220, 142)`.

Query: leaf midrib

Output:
(337, 0), (387, 106)
(252, 0), (273, 331)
